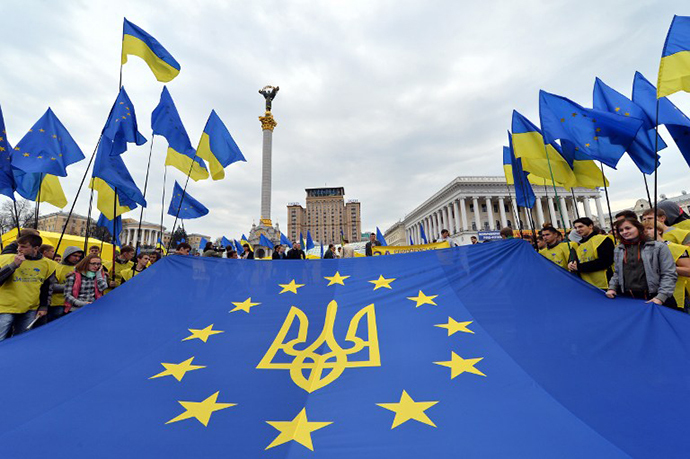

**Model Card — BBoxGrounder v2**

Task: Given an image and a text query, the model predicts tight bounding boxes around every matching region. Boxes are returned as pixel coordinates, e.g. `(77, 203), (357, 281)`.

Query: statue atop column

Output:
(259, 85), (279, 112)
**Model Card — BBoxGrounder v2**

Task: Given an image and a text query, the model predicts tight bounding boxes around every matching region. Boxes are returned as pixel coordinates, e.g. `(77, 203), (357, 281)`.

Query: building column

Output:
(547, 197), (557, 227)
(559, 196), (570, 228)
(535, 198), (545, 227)
(442, 206), (450, 233)
(498, 197), (507, 228)
(485, 198), (495, 230)
(459, 198), (469, 231)
(434, 212), (440, 239)
(472, 197), (481, 231)
(584, 197), (593, 219)
(594, 196), (606, 228)
(452, 200), (461, 234)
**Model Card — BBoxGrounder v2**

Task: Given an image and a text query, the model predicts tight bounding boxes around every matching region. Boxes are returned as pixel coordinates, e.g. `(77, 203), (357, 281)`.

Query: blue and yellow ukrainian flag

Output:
(658, 16), (690, 98)
(122, 18), (180, 83)
(196, 110), (246, 181)
(152, 87), (209, 181)
(511, 111), (576, 188)
(14, 170), (67, 208)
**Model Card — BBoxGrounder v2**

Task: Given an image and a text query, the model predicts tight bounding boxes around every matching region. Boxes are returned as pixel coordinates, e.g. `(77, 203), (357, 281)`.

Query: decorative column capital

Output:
(259, 111), (277, 131)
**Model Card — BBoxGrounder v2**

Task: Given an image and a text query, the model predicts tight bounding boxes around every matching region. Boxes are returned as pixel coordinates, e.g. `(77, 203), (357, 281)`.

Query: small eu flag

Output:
(101, 87), (147, 156)
(10, 108), (84, 177)
(167, 181), (209, 220)
(539, 90), (643, 169)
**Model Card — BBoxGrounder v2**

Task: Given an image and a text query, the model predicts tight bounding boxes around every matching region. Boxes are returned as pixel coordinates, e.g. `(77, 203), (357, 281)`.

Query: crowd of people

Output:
(0, 231), (187, 342)
(523, 200), (690, 312)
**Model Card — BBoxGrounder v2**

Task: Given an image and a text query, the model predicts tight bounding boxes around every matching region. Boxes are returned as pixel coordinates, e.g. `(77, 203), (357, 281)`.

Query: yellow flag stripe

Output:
(658, 50), (690, 98)
(38, 174), (68, 208)
(165, 147), (209, 181)
(195, 132), (225, 181)
(121, 34), (180, 83)
(89, 177), (132, 220)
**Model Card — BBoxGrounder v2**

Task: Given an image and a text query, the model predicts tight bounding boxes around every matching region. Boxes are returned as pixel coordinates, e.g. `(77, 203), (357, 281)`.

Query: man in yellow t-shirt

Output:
(539, 226), (577, 270)
(567, 217), (615, 289)
(0, 234), (56, 341)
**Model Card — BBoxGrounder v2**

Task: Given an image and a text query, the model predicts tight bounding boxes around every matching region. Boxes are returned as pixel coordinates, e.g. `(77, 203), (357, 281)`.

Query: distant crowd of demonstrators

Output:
(2, 200), (688, 342)
(512, 200), (690, 312)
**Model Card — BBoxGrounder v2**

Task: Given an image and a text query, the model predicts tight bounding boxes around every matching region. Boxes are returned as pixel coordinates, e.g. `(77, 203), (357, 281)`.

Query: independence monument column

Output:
(258, 85), (278, 225)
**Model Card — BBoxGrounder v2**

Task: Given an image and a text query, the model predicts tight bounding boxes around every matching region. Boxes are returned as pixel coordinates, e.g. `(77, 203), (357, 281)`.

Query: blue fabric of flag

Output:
(199, 237), (208, 250)
(376, 227), (388, 246)
(280, 232), (292, 247)
(93, 140), (146, 208)
(166, 181), (209, 219)
(306, 231), (315, 251)
(259, 233), (273, 248)
(96, 213), (122, 247)
(633, 71), (690, 168)
(420, 223), (428, 244)
(2, 241), (689, 457)
(10, 108), (84, 176)
(0, 105), (16, 198)
(539, 90), (643, 168)
(220, 236), (232, 248)
(508, 132), (536, 208)
(409, 234), (414, 245)
(592, 77), (663, 173)
(101, 87), (147, 156)
(233, 239), (244, 255)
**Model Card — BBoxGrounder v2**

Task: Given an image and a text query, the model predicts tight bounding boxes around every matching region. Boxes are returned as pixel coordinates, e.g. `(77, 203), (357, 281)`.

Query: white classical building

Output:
(402, 176), (605, 245)
(119, 218), (166, 248)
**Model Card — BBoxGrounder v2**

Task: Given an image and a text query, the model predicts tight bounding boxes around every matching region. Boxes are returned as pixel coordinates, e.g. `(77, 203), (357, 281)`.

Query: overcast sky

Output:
(1, 0), (689, 241)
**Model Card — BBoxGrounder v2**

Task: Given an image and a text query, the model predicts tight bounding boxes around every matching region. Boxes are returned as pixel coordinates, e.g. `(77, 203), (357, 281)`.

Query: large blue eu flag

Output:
(1, 241), (690, 457)
(10, 108), (84, 176)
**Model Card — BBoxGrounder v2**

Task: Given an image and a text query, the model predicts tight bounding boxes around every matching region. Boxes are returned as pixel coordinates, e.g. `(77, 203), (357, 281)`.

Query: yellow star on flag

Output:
(377, 390), (439, 429)
(615, 107), (621, 111)
(369, 275), (396, 290)
(279, 279), (304, 294)
(39, 128), (45, 133)
(230, 297), (261, 313)
(265, 408), (332, 451)
(165, 391), (235, 427)
(434, 352), (486, 378)
(182, 324), (224, 343)
(407, 290), (438, 307)
(324, 271), (350, 286)
(23, 153), (29, 157)
(149, 356), (205, 382)
(435, 317), (474, 336)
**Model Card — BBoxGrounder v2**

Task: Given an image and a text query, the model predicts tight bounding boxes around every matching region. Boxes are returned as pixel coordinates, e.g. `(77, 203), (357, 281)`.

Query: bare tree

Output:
(0, 199), (35, 234)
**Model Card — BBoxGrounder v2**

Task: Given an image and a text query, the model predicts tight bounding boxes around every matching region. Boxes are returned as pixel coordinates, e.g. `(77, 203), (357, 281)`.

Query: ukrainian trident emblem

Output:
(257, 300), (381, 392)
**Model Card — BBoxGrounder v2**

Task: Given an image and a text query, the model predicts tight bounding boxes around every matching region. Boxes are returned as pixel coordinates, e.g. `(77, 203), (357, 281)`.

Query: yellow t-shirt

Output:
(575, 234), (610, 289)
(108, 259), (134, 290)
(51, 263), (77, 307)
(539, 242), (577, 269)
(0, 254), (57, 314)
(120, 267), (144, 282)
